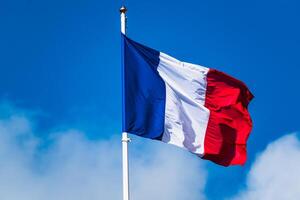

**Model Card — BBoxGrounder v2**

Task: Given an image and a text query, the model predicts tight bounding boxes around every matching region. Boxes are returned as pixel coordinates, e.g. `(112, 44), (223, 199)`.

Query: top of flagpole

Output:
(120, 5), (127, 14)
(120, 5), (127, 35)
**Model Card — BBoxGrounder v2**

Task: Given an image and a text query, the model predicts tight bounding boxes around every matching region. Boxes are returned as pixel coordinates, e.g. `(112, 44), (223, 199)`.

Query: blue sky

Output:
(0, 0), (300, 199)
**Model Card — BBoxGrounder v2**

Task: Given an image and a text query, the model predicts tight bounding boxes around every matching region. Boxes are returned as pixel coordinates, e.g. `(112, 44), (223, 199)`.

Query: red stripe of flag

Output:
(203, 69), (254, 166)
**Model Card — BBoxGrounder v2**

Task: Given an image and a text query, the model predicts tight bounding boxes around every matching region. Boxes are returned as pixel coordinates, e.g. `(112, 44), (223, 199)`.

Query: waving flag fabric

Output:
(122, 34), (253, 166)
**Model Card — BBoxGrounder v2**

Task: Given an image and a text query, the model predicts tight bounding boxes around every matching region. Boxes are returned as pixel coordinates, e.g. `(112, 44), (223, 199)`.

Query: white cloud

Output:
(3, 103), (300, 200)
(0, 105), (206, 200)
(130, 138), (207, 200)
(232, 133), (300, 200)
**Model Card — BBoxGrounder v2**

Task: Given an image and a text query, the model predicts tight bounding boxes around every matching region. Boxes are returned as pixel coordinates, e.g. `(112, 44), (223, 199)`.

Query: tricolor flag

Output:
(122, 34), (253, 166)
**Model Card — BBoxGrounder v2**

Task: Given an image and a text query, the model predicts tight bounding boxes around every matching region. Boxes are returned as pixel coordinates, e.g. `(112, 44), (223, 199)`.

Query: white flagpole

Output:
(120, 5), (130, 200)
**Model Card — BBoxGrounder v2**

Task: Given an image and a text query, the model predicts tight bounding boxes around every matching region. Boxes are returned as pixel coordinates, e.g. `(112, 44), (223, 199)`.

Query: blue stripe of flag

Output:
(122, 34), (166, 139)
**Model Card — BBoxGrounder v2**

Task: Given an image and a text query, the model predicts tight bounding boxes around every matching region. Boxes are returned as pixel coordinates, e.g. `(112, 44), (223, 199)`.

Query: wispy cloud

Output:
(4, 102), (299, 200)
(231, 133), (300, 200)
(0, 104), (206, 200)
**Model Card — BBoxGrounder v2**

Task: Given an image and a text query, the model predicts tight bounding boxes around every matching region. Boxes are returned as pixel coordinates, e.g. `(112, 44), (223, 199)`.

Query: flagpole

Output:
(120, 5), (130, 200)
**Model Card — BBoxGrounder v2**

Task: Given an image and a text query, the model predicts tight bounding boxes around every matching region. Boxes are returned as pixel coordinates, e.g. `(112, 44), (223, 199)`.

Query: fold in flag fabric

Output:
(122, 34), (254, 166)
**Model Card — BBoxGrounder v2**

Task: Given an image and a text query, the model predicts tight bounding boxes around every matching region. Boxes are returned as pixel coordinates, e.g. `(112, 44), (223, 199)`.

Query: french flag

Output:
(122, 34), (253, 166)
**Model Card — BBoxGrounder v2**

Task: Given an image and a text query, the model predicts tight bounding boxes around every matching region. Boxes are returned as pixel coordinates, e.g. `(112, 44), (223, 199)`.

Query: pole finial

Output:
(120, 6), (127, 14)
